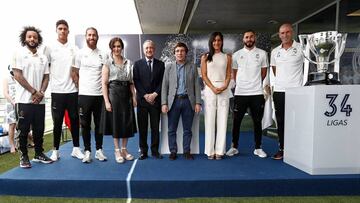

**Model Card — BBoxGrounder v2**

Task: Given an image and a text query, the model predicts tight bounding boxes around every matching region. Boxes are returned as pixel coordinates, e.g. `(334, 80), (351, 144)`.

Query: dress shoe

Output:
(184, 152), (194, 160)
(138, 153), (148, 160)
(169, 152), (177, 160)
(272, 150), (283, 160)
(152, 152), (163, 159)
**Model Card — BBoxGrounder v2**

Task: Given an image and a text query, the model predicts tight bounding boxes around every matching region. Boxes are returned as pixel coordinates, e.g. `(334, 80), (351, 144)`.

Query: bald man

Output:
(270, 23), (304, 160)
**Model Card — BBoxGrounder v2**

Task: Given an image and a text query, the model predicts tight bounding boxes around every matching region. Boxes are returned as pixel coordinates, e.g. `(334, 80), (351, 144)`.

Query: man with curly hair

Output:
(12, 26), (52, 168)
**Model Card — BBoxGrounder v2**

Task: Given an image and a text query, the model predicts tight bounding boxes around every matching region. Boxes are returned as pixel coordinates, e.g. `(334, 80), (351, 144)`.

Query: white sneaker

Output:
(71, 147), (85, 159)
(50, 150), (60, 161)
(82, 150), (92, 163)
(95, 149), (107, 161)
(226, 147), (239, 156)
(254, 148), (267, 158)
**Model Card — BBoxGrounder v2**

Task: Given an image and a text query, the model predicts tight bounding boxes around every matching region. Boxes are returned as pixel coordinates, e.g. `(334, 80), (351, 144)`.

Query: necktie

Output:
(147, 60), (152, 80)
(147, 60), (152, 72)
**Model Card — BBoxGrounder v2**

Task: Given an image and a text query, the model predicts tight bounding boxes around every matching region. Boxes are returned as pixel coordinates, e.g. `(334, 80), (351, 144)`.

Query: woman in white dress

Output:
(201, 32), (232, 160)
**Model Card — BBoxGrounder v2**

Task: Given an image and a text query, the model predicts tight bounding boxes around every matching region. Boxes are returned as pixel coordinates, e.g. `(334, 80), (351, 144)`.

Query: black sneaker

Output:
(20, 155), (32, 168)
(33, 153), (53, 164)
(272, 150), (284, 160)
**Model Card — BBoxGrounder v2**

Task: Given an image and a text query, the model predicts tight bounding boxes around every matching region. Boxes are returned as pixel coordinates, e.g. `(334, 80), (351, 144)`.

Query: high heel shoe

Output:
(114, 149), (125, 163)
(121, 148), (134, 161)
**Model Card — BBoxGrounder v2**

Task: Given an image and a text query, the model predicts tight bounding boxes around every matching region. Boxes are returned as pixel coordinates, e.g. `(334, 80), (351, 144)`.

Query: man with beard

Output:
(226, 30), (269, 158)
(12, 26), (52, 168)
(72, 27), (107, 163)
(45, 19), (84, 161)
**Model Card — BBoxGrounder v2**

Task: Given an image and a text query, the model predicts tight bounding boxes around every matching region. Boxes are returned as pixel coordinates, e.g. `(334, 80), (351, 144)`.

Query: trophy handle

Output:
(299, 35), (319, 65)
(334, 33), (347, 61)
(320, 33), (348, 65)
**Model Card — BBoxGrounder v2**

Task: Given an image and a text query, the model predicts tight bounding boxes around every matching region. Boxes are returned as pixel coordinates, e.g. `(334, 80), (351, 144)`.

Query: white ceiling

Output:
(135, 0), (189, 33)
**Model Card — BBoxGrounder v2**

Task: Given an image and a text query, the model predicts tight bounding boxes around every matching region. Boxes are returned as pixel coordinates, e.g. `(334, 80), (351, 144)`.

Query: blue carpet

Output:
(0, 132), (359, 198)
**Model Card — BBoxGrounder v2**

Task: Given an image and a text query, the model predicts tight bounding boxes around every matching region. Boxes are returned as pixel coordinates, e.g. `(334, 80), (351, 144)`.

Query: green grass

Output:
(0, 131), (55, 174)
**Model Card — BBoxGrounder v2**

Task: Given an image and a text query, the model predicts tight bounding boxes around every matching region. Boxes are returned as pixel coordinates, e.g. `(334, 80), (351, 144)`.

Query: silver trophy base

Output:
(305, 72), (341, 86)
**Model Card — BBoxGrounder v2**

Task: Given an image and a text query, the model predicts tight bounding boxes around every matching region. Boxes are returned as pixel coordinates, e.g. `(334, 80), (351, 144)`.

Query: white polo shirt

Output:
(73, 46), (107, 96)
(232, 47), (268, 95)
(270, 40), (304, 92)
(45, 41), (78, 93)
(12, 47), (49, 104)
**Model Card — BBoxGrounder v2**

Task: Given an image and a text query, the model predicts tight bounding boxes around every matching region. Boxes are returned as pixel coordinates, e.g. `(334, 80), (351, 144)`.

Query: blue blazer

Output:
(133, 58), (165, 107)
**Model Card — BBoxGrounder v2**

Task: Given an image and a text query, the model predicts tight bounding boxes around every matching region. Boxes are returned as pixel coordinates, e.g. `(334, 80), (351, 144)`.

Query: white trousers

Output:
(203, 82), (229, 156)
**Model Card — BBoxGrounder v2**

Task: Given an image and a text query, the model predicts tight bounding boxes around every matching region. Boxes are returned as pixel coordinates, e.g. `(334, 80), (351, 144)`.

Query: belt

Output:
(175, 94), (188, 99)
(109, 80), (129, 86)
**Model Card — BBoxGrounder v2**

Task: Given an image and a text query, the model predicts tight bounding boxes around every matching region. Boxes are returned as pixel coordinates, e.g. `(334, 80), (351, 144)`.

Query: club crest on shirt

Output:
(256, 53), (260, 59)
(291, 48), (298, 56)
(277, 52), (281, 58)
(39, 57), (45, 65)
(70, 48), (75, 56)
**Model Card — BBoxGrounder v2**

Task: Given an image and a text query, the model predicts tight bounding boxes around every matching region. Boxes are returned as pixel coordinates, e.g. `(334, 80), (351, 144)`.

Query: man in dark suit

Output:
(133, 40), (165, 160)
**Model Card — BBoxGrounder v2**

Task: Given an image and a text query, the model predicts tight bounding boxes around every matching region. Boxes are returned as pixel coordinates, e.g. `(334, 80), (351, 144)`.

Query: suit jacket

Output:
(161, 60), (201, 110)
(133, 58), (165, 107)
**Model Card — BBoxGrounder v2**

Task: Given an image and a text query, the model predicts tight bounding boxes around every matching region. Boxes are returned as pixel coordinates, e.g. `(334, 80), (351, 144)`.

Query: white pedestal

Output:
(160, 114), (200, 154)
(284, 85), (360, 175)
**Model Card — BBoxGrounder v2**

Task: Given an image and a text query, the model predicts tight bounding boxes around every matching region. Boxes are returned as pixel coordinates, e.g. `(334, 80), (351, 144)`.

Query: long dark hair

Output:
(207, 32), (223, 62)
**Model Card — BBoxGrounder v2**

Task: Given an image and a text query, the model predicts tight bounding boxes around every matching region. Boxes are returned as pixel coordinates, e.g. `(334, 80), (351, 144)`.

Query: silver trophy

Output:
(299, 31), (347, 85)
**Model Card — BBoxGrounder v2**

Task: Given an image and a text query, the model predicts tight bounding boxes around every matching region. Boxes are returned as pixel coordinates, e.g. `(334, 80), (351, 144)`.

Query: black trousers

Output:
(16, 103), (45, 156)
(78, 95), (103, 152)
(137, 102), (161, 155)
(232, 95), (265, 149)
(273, 92), (285, 150)
(51, 92), (80, 149)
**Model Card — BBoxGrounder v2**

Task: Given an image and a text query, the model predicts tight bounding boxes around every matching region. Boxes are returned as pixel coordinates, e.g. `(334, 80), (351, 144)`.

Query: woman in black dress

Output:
(101, 37), (137, 163)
